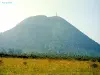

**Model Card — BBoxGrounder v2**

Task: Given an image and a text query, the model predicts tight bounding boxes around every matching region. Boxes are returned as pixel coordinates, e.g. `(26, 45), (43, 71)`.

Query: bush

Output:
(97, 58), (100, 62)
(23, 62), (27, 65)
(91, 59), (97, 62)
(91, 63), (98, 68)
(0, 60), (3, 65)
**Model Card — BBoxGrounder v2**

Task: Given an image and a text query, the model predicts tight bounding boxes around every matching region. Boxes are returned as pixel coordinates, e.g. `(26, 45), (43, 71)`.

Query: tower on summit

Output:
(56, 12), (57, 16)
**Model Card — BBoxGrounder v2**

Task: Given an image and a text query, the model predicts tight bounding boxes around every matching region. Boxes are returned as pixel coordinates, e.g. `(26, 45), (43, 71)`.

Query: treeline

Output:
(0, 48), (100, 62)
(0, 48), (23, 55)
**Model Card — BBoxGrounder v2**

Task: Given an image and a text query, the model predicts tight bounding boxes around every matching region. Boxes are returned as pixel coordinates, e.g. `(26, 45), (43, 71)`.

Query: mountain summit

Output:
(0, 15), (100, 56)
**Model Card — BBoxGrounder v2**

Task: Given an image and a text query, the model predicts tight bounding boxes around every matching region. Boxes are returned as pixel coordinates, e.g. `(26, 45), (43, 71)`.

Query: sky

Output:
(0, 0), (100, 44)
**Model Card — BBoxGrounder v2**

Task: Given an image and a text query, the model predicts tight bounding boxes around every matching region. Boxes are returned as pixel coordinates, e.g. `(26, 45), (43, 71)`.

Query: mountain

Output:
(0, 15), (100, 56)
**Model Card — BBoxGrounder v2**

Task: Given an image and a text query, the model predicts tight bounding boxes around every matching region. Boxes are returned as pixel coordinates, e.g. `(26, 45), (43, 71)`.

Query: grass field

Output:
(0, 58), (100, 75)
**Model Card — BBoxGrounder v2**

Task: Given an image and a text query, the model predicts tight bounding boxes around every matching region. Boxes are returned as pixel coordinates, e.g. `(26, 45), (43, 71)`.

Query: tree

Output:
(8, 48), (15, 55)
(14, 49), (23, 55)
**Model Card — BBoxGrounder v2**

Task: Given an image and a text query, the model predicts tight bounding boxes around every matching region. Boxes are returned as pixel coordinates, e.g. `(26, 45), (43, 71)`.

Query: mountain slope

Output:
(0, 15), (100, 56)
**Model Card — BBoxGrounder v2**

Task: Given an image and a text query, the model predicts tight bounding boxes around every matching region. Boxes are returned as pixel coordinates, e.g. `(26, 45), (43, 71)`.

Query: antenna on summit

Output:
(56, 12), (58, 16)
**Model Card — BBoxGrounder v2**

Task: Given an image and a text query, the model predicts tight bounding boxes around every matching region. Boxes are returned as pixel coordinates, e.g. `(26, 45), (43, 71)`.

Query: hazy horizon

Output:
(0, 0), (100, 44)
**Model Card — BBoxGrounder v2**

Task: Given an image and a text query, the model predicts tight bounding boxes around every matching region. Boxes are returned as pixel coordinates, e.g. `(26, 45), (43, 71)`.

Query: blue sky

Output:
(0, 0), (100, 44)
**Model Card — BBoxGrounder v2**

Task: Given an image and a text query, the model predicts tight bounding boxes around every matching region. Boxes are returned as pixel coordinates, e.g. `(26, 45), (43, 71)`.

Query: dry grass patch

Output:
(0, 57), (100, 75)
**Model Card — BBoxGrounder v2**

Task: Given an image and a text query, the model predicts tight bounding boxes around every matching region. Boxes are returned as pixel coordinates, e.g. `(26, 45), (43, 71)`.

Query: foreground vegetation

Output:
(0, 49), (100, 75)
(0, 57), (100, 75)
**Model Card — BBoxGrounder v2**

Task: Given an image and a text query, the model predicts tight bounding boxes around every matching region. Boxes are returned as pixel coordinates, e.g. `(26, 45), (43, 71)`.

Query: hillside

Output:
(0, 15), (100, 57)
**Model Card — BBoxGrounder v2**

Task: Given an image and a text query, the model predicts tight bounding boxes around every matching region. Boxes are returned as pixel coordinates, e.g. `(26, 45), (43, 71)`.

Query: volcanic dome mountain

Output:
(0, 15), (100, 56)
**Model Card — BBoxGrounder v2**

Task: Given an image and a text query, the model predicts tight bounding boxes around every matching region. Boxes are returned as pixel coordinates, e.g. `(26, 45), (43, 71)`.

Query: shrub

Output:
(0, 60), (3, 65)
(23, 61), (27, 65)
(97, 58), (100, 62)
(91, 59), (97, 62)
(91, 63), (98, 68)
